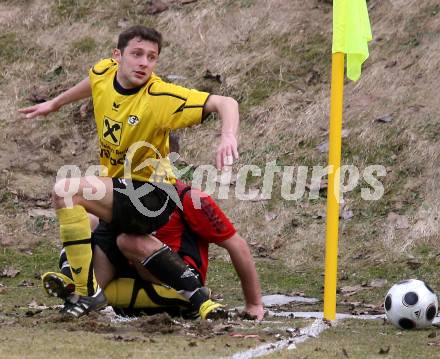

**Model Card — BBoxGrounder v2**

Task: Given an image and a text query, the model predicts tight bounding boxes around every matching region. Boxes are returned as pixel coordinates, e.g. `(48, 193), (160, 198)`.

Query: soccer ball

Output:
(384, 279), (438, 329)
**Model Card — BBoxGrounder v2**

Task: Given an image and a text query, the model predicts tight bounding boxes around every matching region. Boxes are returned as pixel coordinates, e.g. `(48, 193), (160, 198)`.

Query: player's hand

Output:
(216, 133), (238, 171)
(18, 99), (59, 119)
(244, 303), (265, 321)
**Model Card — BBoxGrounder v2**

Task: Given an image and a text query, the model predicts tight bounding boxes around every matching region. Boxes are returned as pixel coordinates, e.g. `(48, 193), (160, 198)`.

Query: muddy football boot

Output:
(199, 299), (227, 320)
(42, 272), (75, 300)
(61, 286), (108, 318)
(190, 287), (227, 320)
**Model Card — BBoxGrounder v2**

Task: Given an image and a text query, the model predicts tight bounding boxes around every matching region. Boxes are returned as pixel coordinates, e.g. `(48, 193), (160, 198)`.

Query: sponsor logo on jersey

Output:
(102, 116), (123, 146)
(128, 115), (140, 126)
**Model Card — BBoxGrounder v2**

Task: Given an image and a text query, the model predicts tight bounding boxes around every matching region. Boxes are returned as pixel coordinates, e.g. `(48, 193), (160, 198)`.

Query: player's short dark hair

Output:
(117, 26), (162, 54)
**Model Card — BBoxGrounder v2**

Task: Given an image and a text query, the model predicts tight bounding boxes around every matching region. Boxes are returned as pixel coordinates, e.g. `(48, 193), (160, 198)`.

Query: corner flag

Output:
(323, 0), (372, 321)
(332, 0), (372, 81)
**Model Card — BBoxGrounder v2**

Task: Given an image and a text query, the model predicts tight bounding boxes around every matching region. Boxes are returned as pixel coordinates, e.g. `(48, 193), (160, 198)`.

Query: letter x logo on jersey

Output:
(103, 117), (122, 146)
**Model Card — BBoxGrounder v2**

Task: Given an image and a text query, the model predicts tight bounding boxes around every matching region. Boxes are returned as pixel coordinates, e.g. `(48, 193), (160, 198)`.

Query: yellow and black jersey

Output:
(88, 58), (210, 183)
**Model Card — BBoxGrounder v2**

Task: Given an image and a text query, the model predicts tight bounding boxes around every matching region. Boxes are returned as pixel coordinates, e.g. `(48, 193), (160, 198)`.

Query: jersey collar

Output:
(113, 73), (143, 95)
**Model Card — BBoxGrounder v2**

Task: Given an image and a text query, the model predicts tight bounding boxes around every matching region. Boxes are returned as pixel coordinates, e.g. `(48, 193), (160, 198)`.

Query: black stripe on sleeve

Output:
(92, 60), (117, 75)
(147, 83), (187, 101)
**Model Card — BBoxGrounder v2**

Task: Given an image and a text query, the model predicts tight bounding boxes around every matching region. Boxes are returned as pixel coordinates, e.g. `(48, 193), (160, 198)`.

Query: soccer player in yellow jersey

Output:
(19, 26), (239, 319)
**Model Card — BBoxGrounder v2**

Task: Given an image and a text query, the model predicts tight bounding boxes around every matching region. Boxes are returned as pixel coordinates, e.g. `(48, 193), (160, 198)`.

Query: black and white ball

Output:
(384, 279), (438, 329)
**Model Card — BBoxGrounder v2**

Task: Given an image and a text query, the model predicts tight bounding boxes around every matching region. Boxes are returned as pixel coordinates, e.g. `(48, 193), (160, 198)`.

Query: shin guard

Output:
(141, 246), (208, 307)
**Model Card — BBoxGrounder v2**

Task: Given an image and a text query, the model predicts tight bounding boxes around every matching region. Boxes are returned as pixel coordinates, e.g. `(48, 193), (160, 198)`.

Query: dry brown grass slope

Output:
(1, 0), (440, 289)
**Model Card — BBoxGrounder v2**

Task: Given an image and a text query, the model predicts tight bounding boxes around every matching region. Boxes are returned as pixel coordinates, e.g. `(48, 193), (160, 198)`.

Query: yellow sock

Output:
(57, 205), (96, 296)
(104, 278), (189, 309)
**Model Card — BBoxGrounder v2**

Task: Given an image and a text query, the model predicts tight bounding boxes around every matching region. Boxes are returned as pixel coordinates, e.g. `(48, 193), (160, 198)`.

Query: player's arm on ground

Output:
(203, 94), (239, 170)
(217, 234), (264, 320)
(180, 189), (263, 319)
(18, 77), (92, 119)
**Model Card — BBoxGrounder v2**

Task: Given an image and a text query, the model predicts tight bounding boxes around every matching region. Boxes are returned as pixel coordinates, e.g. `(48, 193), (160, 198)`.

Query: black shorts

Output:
(92, 221), (201, 283)
(111, 178), (176, 234)
(92, 221), (138, 278)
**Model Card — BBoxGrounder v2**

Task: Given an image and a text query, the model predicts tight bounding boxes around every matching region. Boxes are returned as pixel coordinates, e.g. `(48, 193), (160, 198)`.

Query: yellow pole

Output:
(323, 52), (345, 320)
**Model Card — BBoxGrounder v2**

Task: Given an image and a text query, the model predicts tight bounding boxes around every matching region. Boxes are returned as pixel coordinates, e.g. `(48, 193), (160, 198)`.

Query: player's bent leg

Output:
(56, 205), (96, 296)
(52, 176), (114, 221)
(112, 181), (228, 318)
(120, 238), (227, 320)
(105, 277), (188, 308)
(52, 176), (113, 296)
(58, 223), (124, 318)
(60, 239), (119, 318)
(116, 233), (163, 261)
(117, 235), (200, 298)
(104, 277), (208, 319)
(56, 246), (115, 318)
(93, 245), (117, 289)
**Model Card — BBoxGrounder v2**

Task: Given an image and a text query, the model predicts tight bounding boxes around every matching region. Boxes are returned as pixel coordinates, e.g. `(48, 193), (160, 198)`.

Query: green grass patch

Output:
(337, 252), (440, 304)
(416, 116), (440, 141)
(0, 188), (24, 214)
(275, 319), (440, 359)
(0, 32), (39, 66)
(53, 0), (98, 21)
(70, 36), (97, 54)
(40, 64), (66, 82)
(26, 216), (57, 236)
(401, 3), (440, 49)
(0, 241), (60, 309)
(276, 32), (331, 79)
(237, 32), (330, 110)
(224, 0), (255, 8)
(208, 258), (323, 306)
(0, 314), (313, 359)
(0, 241), (59, 277)
(238, 0), (255, 8)
(339, 129), (424, 219)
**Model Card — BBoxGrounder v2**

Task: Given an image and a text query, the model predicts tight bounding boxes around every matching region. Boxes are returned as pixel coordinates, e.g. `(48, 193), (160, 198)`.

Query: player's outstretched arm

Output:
(203, 95), (239, 170)
(18, 77), (92, 119)
(217, 233), (264, 320)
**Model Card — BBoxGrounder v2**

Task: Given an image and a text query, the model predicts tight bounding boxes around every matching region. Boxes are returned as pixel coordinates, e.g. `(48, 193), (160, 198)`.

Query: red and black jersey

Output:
(155, 180), (236, 284)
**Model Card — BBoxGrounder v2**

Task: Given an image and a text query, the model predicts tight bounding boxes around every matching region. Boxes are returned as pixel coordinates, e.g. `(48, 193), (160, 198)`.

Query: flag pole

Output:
(323, 52), (345, 321)
(323, 0), (371, 321)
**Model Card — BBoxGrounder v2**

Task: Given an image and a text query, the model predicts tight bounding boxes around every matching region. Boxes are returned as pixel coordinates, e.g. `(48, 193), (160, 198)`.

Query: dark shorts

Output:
(92, 221), (137, 278)
(111, 178), (176, 234)
(92, 221), (201, 283)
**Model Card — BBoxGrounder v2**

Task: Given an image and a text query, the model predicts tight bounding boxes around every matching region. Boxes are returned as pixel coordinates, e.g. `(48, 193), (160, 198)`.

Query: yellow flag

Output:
(332, 0), (372, 81)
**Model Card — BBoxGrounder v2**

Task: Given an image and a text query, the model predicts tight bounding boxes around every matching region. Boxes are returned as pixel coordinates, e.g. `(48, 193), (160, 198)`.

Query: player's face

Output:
(114, 37), (159, 89)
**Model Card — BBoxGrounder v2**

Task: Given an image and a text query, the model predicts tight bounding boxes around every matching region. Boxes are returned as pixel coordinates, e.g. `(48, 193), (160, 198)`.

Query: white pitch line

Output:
(262, 294), (319, 306)
(269, 310), (440, 324)
(223, 318), (331, 359)
(268, 310), (386, 320)
(225, 311), (440, 359)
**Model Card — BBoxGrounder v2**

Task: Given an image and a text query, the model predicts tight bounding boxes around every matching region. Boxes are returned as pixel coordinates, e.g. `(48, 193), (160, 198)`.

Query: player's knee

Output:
(117, 234), (143, 260)
(116, 234), (131, 254)
(117, 234), (161, 260)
